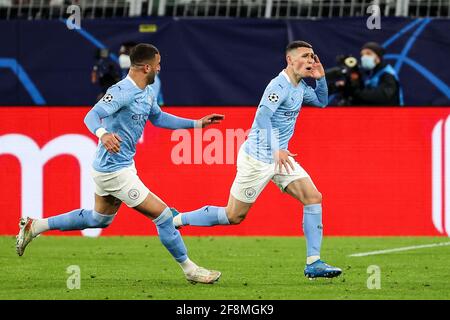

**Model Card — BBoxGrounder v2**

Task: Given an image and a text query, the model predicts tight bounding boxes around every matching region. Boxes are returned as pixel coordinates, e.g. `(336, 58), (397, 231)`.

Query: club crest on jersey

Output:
(128, 189), (140, 200)
(244, 187), (256, 200)
(268, 93), (279, 103)
(102, 93), (113, 103)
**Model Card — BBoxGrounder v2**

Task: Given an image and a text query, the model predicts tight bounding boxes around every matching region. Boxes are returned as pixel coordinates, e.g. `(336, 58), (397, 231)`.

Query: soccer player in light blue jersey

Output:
(173, 41), (342, 279)
(16, 44), (224, 284)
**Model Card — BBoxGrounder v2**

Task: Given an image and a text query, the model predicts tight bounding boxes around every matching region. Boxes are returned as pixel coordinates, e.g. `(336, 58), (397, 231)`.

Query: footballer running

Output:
(173, 41), (342, 279)
(16, 43), (225, 284)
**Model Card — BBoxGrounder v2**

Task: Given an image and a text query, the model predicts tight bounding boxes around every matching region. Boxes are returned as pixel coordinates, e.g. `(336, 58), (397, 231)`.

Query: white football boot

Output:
(185, 267), (221, 284)
(16, 217), (36, 256)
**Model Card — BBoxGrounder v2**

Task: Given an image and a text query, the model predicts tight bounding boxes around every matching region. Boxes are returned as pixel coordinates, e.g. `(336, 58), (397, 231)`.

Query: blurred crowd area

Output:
(1, 0), (449, 19)
(0, 2), (448, 106)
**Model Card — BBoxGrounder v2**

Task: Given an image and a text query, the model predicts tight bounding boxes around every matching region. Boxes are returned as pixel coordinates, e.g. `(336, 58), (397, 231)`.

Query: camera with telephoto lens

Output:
(325, 55), (362, 105)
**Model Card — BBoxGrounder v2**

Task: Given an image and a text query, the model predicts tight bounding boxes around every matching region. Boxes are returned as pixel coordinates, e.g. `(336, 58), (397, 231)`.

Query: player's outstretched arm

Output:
(198, 114), (225, 128)
(148, 112), (224, 129)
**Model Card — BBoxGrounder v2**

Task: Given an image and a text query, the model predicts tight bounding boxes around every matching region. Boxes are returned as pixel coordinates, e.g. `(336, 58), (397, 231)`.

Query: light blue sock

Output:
(303, 204), (323, 258)
(181, 206), (229, 226)
(48, 209), (115, 231)
(153, 207), (188, 263)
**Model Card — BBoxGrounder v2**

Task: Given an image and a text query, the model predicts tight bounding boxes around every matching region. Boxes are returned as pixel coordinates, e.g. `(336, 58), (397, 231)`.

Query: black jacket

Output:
(352, 62), (400, 106)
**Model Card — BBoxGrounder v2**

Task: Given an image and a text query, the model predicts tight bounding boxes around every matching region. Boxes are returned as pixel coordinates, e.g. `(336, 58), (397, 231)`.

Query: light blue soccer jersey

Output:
(92, 76), (161, 172)
(244, 71), (328, 163)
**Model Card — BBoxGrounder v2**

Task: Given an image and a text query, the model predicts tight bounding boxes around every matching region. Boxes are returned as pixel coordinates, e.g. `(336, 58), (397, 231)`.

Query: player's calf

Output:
(15, 210), (116, 256)
(153, 207), (221, 284)
(47, 209), (116, 231)
(173, 206), (230, 227)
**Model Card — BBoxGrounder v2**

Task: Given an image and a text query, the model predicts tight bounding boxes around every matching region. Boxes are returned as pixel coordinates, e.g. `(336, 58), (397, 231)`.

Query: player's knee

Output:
(302, 191), (322, 205)
(226, 209), (247, 225)
(90, 211), (115, 228)
(227, 215), (245, 225)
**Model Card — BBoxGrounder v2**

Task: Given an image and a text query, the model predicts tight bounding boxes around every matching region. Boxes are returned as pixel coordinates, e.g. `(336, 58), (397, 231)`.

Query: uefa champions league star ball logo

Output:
(244, 187), (256, 200)
(268, 93), (279, 103)
(128, 189), (140, 200)
(102, 93), (113, 103)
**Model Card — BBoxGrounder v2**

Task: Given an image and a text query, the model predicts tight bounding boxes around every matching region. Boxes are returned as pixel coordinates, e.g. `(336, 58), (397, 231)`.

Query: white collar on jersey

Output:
(280, 70), (291, 84)
(126, 75), (139, 88)
(280, 69), (304, 88)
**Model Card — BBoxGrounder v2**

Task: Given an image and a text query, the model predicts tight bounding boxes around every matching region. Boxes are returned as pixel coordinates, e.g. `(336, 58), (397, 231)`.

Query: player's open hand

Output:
(311, 55), (325, 79)
(199, 114), (225, 128)
(101, 133), (122, 154)
(274, 150), (298, 174)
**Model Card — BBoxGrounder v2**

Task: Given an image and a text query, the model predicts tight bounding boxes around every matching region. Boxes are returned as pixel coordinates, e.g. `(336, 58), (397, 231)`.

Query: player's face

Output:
(288, 47), (315, 78)
(145, 54), (161, 85)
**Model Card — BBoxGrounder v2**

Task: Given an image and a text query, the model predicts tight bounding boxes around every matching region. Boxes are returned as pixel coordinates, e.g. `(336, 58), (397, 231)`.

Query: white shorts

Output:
(230, 148), (310, 203)
(91, 164), (150, 208)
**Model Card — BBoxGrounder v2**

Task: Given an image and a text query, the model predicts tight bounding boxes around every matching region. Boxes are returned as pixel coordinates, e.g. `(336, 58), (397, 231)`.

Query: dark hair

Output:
(286, 41), (313, 53)
(361, 42), (385, 59)
(130, 44), (159, 65)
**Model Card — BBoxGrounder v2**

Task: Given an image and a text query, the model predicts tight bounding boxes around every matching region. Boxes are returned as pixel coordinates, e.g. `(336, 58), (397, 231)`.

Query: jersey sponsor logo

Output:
(128, 189), (140, 200)
(132, 114), (147, 121)
(132, 114), (148, 127)
(102, 93), (113, 103)
(284, 110), (299, 122)
(267, 93), (279, 103)
(284, 111), (299, 117)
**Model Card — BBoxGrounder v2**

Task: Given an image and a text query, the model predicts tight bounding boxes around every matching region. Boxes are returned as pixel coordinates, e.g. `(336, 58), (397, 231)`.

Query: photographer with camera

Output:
(352, 42), (403, 106)
(91, 48), (121, 102)
(327, 42), (403, 106)
(326, 54), (362, 105)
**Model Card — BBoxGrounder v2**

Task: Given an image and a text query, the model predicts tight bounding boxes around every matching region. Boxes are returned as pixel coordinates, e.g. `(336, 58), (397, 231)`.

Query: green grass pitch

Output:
(1, 236), (449, 300)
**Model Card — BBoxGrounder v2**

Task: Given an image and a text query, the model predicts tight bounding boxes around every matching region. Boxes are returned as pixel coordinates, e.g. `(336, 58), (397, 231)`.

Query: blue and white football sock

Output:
(303, 204), (323, 265)
(48, 209), (115, 231)
(179, 257), (198, 275)
(31, 219), (50, 236)
(153, 207), (189, 264)
(178, 206), (230, 227)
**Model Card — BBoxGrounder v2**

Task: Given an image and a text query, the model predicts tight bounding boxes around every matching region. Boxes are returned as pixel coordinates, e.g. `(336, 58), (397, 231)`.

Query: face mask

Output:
(119, 54), (131, 69)
(361, 55), (376, 70)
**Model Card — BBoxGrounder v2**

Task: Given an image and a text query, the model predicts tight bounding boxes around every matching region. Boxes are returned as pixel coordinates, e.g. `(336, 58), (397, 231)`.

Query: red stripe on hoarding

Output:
(443, 118), (447, 235)
(0, 106), (449, 236)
